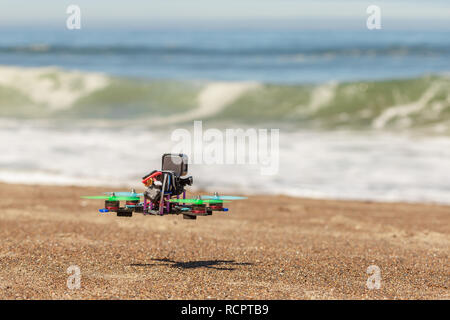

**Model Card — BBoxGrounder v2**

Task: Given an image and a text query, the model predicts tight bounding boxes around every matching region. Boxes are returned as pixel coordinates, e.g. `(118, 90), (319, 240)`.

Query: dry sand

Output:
(0, 183), (448, 299)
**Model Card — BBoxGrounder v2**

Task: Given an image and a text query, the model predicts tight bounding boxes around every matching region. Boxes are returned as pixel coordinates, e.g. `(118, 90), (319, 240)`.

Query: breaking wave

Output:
(1, 66), (449, 133)
(1, 66), (450, 204)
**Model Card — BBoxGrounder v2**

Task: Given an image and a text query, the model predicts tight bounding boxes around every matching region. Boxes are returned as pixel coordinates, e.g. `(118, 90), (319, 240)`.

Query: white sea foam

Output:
(158, 81), (261, 125)
(1, 123), (449, 205)
(0, 65), (109, 111)
(296, 82), (337, 115)
(372, 82), (442, 129)
(307, 82), (337, 112)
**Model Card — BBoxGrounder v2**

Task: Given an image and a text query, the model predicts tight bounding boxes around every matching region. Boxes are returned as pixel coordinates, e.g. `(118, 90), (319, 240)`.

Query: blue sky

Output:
(0, 0), (449, 29)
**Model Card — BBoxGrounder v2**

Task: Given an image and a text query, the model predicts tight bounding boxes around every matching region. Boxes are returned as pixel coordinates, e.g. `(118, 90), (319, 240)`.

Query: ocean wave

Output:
(0, 66), (449, 133)
(1, 44), (449, 57)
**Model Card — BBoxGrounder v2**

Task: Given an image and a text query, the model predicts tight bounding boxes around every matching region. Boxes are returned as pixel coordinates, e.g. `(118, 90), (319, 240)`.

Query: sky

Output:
(0, 0), (449, 29)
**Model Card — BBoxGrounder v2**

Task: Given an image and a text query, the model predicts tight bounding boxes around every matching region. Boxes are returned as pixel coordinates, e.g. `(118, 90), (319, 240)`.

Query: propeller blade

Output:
(104, 192), (143, 197)
(81, 196), (110, 200)
(168, 198), (228, 204)
(81, 196), (140, 201)
(202, 195), (247, 200)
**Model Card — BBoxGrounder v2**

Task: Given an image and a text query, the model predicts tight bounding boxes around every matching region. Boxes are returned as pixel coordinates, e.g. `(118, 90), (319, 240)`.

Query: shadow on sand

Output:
(130, 258), (253, 271)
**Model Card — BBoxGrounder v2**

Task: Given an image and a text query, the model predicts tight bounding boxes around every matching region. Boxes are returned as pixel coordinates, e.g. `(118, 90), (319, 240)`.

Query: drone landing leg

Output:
(158, 174), (167, 215)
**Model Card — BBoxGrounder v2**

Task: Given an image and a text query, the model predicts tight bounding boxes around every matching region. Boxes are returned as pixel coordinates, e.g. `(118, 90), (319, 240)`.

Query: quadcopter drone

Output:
(81, 153), (246, 220)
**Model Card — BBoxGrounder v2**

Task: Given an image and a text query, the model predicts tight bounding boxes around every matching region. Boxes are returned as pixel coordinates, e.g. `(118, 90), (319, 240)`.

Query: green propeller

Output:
(81, 195), (140, 201)
(104, 191), (144, 197)
(169, 198), (228, 205)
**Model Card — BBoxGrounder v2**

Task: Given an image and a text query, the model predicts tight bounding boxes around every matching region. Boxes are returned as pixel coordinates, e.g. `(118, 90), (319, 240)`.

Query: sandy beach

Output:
(0, 182), (448, 300)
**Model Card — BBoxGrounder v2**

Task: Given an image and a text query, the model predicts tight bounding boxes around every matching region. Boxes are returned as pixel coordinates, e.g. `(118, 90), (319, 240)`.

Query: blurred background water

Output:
(0, 1), (449, 203)
(1, 29), (449, 83)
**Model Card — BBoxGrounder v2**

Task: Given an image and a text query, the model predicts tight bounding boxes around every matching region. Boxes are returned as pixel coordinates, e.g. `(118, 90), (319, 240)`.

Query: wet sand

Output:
(0, 183), (448, 299)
